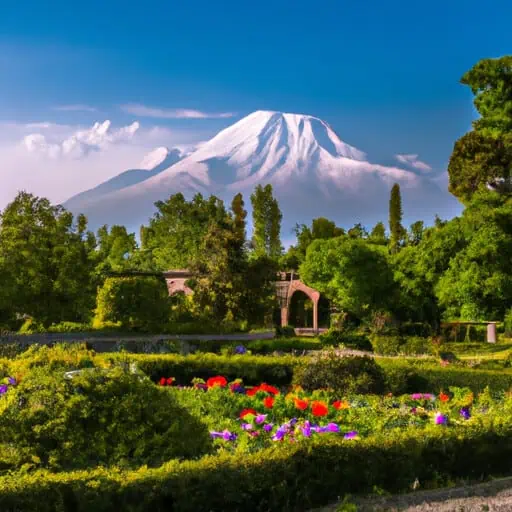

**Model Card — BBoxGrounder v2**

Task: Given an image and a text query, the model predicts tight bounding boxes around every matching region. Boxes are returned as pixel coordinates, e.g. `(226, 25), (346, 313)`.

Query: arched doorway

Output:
(318, 296), (330, 328)
(289, 290), (314, 328)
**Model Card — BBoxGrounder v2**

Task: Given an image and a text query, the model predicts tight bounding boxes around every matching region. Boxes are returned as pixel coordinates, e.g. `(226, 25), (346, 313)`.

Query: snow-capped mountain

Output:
(63, 147), (186, 213)
(64, 110), (460, 238)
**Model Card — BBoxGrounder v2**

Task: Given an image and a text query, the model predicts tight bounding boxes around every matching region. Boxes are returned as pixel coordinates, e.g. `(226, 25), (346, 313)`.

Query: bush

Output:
(4, 421), (512, 512)
(505, 308), (512, 337)
(112, 352), (297, 387)
(319, 330), (373, 351)
(275, 326), (295, 338)
(18, 318), (45, 334)
(399, 322), (433, 338)
(94, 276), (170, 333)
(370, 334), (403, 355)
(47, 322), (91, 333)
(441, 323), (488, 343)
(0, 366), (212, 471)
(400, 336), (433, 356)
(293, 352), (386, 394)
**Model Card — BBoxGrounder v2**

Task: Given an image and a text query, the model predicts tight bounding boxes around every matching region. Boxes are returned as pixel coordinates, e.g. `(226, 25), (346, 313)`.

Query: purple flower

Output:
(411, 407), (417, 414)
(460, 407), (471, 420)
(289, 418), (298, 427)
(241, 423), (253, 431)
(301, 421), (312, 438)
(0, 385), (8, 395)
(435, 412), (448, 425)
(325, 422), (340, 433)
(7, 377), (16, 386)
(210, 430), (237, 441)
(255, 414), (267, 424)
(344, 431), (358, 439)
(263, 423), (274, 432)
(411, 393), (423, 400)
(233, 386), (246, 394)
(235, 345), (247, 354)
(272, 426), (287, 441)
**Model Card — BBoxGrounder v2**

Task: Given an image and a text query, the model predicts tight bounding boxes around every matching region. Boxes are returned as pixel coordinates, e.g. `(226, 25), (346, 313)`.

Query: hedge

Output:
(108, 353), (297, 387)
(2, 420), (512, 511)
(109, 353), (512, 394)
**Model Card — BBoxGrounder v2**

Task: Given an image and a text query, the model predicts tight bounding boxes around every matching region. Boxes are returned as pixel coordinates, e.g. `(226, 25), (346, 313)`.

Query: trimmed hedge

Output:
(109, 353), (512, 394)
(109, 353), (297, 387)
(2, 420), (512, 511)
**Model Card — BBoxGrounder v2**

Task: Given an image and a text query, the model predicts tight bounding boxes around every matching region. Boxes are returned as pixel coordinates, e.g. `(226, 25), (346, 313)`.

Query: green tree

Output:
(389, 183), (405, 253)
(369, 221), (388, 245)
(408, 220), (425, 245)
(94, 275), (170, 332)
(347, 223), (368, 239)
(300, 237), (397, 319)
(0, 192), (96, 326)
(461, 55), (512, 137)
(447, 56), (512, 203)
(250, 184), (282, 259)
(142, 193), (228, 270)
(448, 131), (512, 203)
(230, 192), (248, 268)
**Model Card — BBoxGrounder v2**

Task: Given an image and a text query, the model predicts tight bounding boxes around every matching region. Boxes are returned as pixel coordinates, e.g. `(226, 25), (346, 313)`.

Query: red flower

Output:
(246, 386), (261, 396)
(158, 377), (166, 386)
(240, 408), (257, 419)
(311, 400), (329, 417)
(166, 377), (175, 386)
(206, 376), (228, 388)
(294, 397), (309, 410)
(260, 383), (279, 395)
(439, 392), (449, 402)
(333, 400), (349, 410)
(263, 396), (275, 408)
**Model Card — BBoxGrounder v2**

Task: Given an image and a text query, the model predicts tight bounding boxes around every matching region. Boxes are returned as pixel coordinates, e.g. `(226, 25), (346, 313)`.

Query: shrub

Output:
(400, 336), (433, 356)
(112, 352), (297, 387)
(0, 366), (212, 471)
(320, 330), (373, 351)
(18, 318), (45, 334)
(4, 421), (512, 512)
(399, 322), (433, 338)
(275, 326), (295, 338)
(505, 308), (512, 337)
(47, 322), (91, 333)
(94, 276), (171, 333)
(293, 352), (386, 394)
(370, 334), (403, 355)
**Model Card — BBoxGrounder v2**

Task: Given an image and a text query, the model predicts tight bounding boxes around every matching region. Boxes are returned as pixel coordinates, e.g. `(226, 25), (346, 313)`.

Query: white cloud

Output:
(121, 103), (236, 119)
(0, 120), (212, 212)
(23, 120), (140, 159)
(54, 104), (98, 112)
(395, 154), (432, 172)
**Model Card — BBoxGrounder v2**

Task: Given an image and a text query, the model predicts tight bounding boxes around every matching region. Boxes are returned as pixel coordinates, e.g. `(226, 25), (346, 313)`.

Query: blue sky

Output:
(0, 0), (510, 210)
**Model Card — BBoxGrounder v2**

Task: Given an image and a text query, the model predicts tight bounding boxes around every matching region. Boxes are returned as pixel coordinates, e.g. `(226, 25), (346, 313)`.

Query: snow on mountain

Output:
(64, 110), (460, 236)
(63, 146), (186, 213)
(139, 147), (173, 170)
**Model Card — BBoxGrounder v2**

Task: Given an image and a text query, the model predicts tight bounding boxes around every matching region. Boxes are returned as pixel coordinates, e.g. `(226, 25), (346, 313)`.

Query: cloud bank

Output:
(23, 120), (140, 159)
(121, 103), (236, 119)
(394, 153), (432, 172)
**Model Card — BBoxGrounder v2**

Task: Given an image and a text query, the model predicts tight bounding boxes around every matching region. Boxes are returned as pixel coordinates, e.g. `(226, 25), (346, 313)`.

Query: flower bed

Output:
(156, 373), (499, 455)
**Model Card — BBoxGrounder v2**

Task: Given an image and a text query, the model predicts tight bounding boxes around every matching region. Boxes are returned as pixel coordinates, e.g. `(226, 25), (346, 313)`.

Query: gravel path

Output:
(317, 477), (512, 511)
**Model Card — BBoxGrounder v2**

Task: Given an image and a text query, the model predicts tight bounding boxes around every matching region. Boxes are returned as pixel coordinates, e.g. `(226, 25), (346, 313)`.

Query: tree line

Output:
(0, 55), (510, 332)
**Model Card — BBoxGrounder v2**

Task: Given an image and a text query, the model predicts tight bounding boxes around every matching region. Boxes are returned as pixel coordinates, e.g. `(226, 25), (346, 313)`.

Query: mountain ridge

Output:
(64, 110), (461, 238)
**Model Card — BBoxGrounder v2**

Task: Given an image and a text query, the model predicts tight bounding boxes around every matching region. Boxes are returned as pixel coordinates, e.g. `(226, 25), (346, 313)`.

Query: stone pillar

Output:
(487, 322), (497, 343)
(281, 306), (289, 327)
(313, 299), (318, 333)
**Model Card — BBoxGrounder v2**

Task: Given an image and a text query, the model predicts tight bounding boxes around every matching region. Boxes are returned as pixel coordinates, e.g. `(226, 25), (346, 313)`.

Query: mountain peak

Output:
(139, 146), (172, 171)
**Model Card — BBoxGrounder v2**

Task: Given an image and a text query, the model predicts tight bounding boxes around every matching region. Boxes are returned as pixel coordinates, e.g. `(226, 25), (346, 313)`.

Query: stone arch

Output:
(281, 280), (321, 332)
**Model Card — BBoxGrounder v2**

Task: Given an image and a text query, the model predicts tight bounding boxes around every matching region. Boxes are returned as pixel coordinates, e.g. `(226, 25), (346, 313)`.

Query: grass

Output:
(446, 340), (512, 360)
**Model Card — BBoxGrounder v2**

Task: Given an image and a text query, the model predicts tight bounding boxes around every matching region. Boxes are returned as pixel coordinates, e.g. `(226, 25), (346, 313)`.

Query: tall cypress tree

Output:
(389, 183), (404, 253)
(250, 184), (282, 259)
